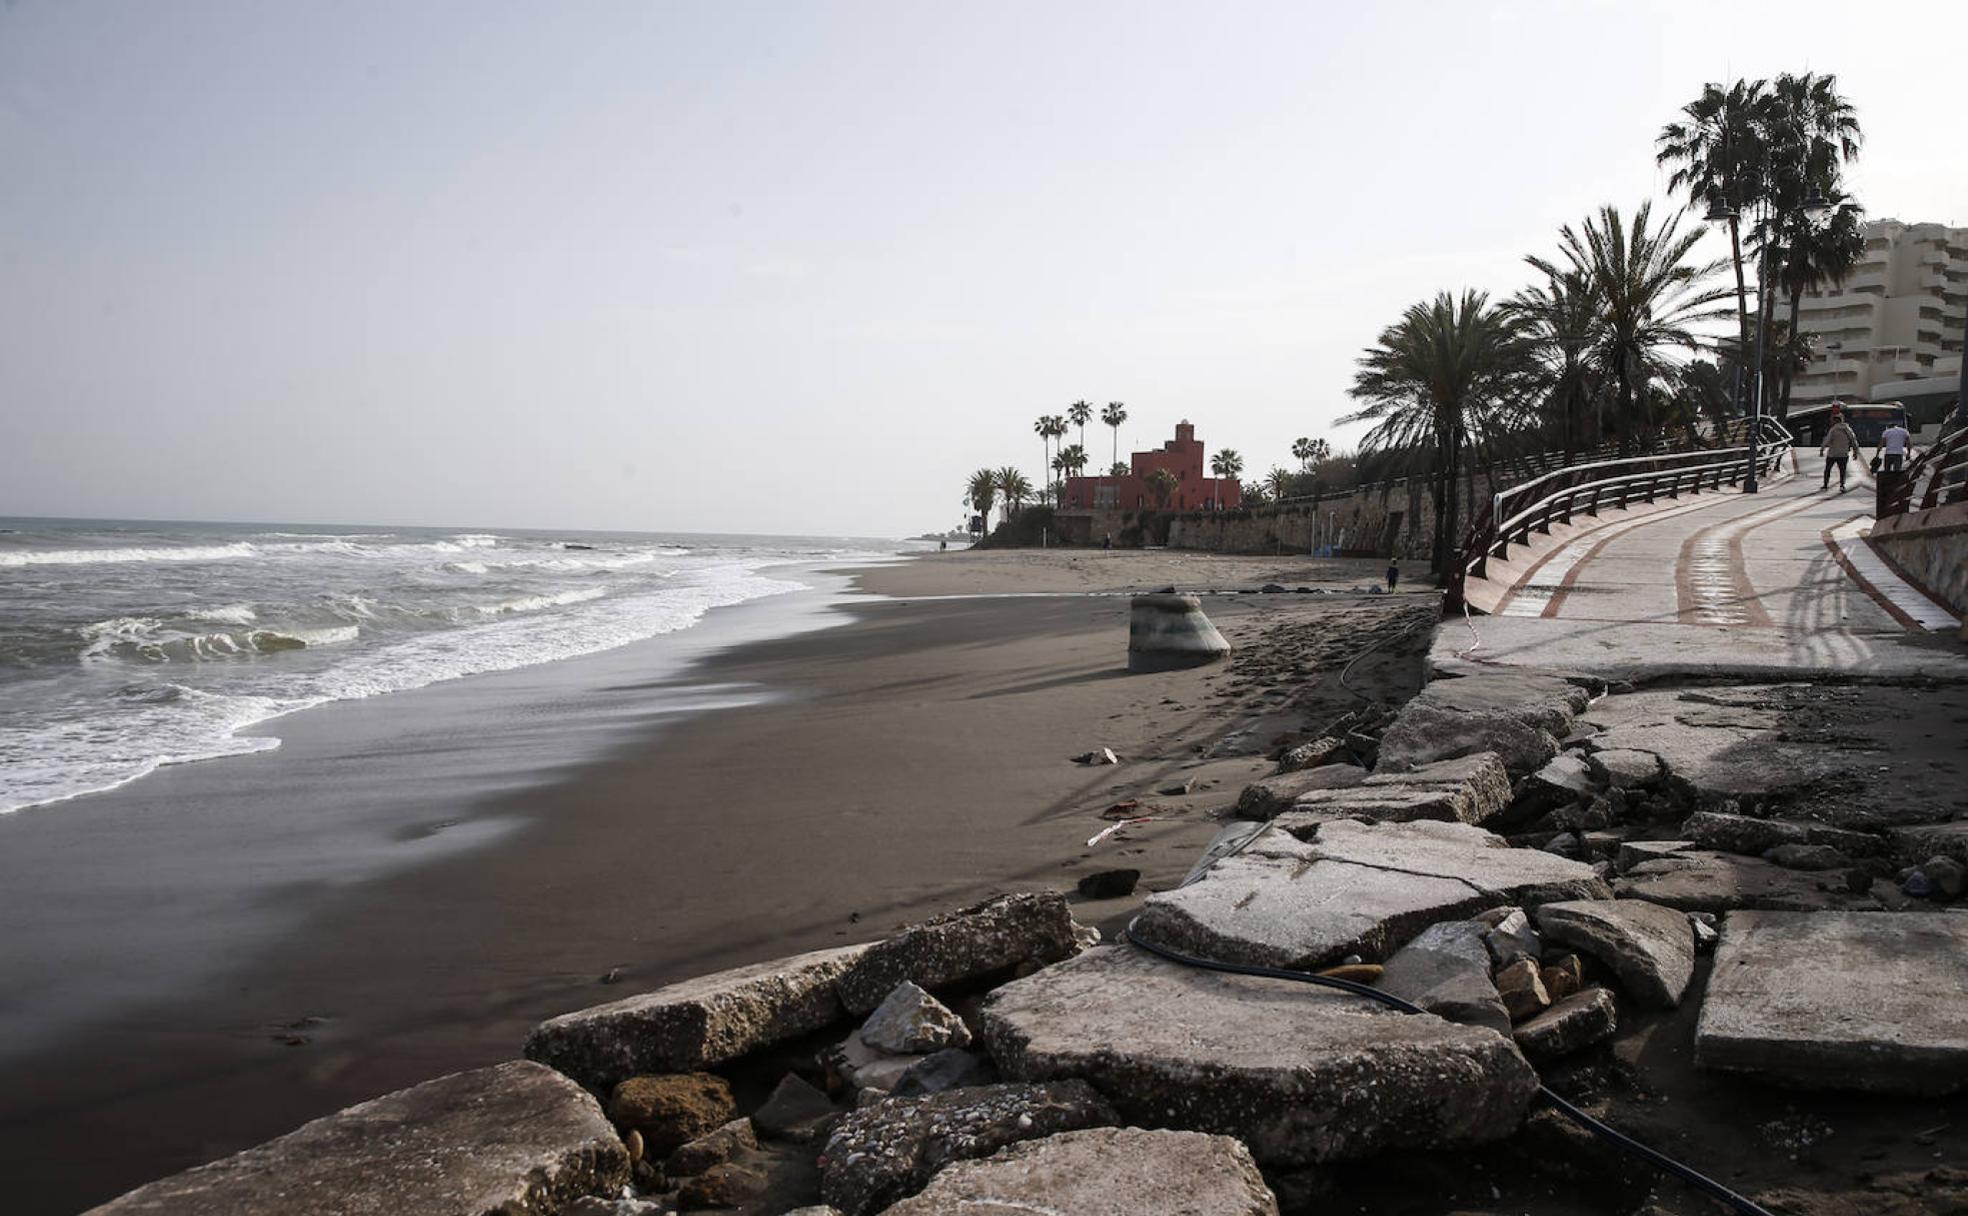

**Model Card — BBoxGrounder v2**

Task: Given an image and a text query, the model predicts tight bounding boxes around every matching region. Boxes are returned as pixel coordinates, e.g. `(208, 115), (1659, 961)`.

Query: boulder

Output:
(878, 1127), (1279, 1216)
(981, 945), (1539, 1165)
(1278, 736), (1346, 772)
(1613, 851), (1877, 914)
(1513, 753), (1596, 818)
(1373, 921), (1510, 1035)
(1377, 701), (1561, 777)
(858, 981), (971, 1054)
(1534, 899), (1694, 1009)
(1587, 748), (1665, 790)
(1926, 856), (1966, 898)
(893, 1048), (998, 1097)
(836, 893), (1078, 1014)
(1614, 839), (1692, 873)
(1076, 868), (1140, 899)
(1494, 959), (1550, 1022)
(1513, 988), (1618, 1063)
(1683, 811), (1882, 859)
(607, 1073), (736, 1157)
(1889, 822), (1968, 866)
(525, 943), (868, 1089)
(665, 1118), (757, 1179)
(824, 1034), (923, 1094)
(751, 1073), (839, 1143)
(1540, 953), (1582, 1001)
(1134, 819), (1607, 971)
(1695, 910), (1968, 1094)
(88, 1061), (628, 1216)
(1481, 907), (1541, 968)
(675, 1161), (766, 1210)
(1763, 843), (1850, 871)
(818, 1082), (1117, 1215)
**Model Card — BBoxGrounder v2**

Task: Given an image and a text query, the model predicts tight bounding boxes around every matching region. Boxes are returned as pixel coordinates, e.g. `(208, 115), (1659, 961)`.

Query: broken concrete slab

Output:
(1513, 987), (1618, 1064)
(1534, 899), (1693, 1009)
(89, 1061), (628, 1216)
(835, 893), (1078, 1015)
(1583, 687), (1866, 805)
(1684, 811), (1883, 859)
(1133, 819), (1609, 971)
(1513, 753), (1596, 818)
(1375, 920), (1511, 1035)
(857, 981), (970, 1054)
(1407, 670), (1592, 736)
(1377, 701), (1561, 777)
(878, 1127), (1280, 1216)
(1614, 839), (1693, 873)
(1270, 755), (1512, 831)
(980, 945), (1539, 1165)
(1277, 736), (1347, 772)
(1614, 851), (1879, 914)
(1587, 748), (1665, 790)
(1234, 765), (1369, 817)
(525, 943), (869, 1090)
(1890, 821), (1968, 865)
(1696, 911), (1968, 1094)
(818, 1081), (1117, 1215)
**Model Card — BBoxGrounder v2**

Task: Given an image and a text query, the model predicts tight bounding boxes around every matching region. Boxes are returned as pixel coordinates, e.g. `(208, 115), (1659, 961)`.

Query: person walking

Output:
(1877, 415), (1912, 473)
(1821, 412), (1860, 491)
(1385, 556), (1400, 592)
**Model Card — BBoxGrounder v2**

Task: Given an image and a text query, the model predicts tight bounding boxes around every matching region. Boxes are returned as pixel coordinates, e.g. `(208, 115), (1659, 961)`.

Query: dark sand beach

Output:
(0, 550), (1421, 1213)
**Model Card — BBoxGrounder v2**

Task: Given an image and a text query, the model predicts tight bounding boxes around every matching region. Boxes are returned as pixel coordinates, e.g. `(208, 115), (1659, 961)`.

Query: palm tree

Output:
(1774, 193), (1864, 418)
(1508, 268), (1605, 455)
(1032, 416), (1053, 505)
(1265, 466), (1291, 501)
(1108, 462), (1128, 476)
(993, 466), (1031, 525)
(1341, 290), (1532, 576)
(1659, 79), (1769, 422)
(1100, 402), (1128, 473)
(1145, 467), (1179, 510)
(1208, 449), (1243, 508)
(966, 468), (997, 531)
(1528, 203), (1732, 456)
(1068, 400), (1093, 457)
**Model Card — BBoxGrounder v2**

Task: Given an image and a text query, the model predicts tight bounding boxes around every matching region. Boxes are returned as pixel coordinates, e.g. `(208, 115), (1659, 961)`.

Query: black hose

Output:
(1120, 923), (1775, 1216)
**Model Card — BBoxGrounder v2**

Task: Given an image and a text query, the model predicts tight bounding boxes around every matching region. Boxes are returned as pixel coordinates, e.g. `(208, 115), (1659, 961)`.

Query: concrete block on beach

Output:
(1534, 899), (1695, 1008)
(1133, 818), (1609, 971)
(981, 945), (1538, 1165)
(878, 1127), (1280, 1216)
(525, 943), (870, 1090)
(1406, 670), (1592, 736)
(1613, 851), (1876, 914)
(86, 1060), (628, 1215)
(1126, 593), (1231, 673)
(1377, 701), (1562, 777)
(1695, 910), (1968, 1094)
(835, 892), (1079, 1014)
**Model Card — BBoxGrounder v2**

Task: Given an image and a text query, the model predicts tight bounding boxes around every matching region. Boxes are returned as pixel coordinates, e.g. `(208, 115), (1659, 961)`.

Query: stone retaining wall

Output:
(1870, 499), (1968, 615)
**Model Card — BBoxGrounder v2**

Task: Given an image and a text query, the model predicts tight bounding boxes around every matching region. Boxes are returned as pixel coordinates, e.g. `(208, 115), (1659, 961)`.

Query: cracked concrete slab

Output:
(1613, 851), (1881, 914)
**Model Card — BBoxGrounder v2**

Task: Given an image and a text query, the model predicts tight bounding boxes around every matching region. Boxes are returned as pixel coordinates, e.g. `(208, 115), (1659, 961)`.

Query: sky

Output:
(3, 1), (1964, 537)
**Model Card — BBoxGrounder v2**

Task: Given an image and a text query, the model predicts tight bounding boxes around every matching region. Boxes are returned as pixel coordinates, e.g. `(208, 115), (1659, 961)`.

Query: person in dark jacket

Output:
(1386, 557), (1400, 591)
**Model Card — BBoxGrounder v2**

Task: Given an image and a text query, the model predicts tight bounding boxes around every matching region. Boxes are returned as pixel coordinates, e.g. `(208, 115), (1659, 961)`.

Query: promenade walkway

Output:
(1443, 454), (1968, 681)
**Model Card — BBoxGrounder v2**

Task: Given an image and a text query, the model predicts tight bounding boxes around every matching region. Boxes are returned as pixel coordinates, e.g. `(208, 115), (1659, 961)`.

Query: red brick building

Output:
(1061, 420), (1241, 512)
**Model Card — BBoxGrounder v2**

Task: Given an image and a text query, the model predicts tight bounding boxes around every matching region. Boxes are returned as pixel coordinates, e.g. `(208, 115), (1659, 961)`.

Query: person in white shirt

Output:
(1877, 418), (1912, 473)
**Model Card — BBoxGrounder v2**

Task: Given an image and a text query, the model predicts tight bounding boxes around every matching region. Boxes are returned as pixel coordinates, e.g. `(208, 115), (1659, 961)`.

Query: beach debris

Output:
(1513, 987), (1619, 1063)
(665, 1116), (757, 1179)
(819, 1081), (1118, 1215)
(835, 892), (1079, 1014)
(1480, 907), (1542, 968)
(857, 981), (971, 1054)
(564, 1196), (666, 1216)
(1494, 958), (1552, 1022)
(525, 942), (870, 1088)
(1076, 868), (1140, 899)
(1086, 818), (1162, 847)
(1127, 593), (1231, 673)
(1374, 920), (1511, 1035)
(606, 1072), (736, 1157)
(1511, 753), (1596, 820)
(1098, 798), (1142, 819)
(1159, 775), (1200, 795)
(87, 1061), (629, 1216)
(1696, 910), (1968, 1094)
(677, 1160), (768, 1210)
(1134, 819), (1607, 973)
(1377, 700), (1562, 777)
(893, 1047), (999, 1097)
(1536, 899), (1695, 1009)
(824, 1031), (924, 1094)
(1072, 747), (1121, 765)
(1540, 952), (1583, 1000)
(981, 945), (1538, 1165)
(751, 1074), (839, 1143)
(1276, 735), (1345, 773)
(877, 1127), (1280, 1216)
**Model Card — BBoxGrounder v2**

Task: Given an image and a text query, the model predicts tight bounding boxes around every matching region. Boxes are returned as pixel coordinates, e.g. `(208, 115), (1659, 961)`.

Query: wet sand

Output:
(0, 551), (1420, 1212)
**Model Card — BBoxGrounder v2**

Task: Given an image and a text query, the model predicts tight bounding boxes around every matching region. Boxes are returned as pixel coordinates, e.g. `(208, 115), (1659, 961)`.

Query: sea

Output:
(0, 517), (912, 816)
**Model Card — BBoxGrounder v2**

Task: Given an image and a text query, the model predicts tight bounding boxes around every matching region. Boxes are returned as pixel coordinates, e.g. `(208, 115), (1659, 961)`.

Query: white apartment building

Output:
(1791, 218), (1966, 418)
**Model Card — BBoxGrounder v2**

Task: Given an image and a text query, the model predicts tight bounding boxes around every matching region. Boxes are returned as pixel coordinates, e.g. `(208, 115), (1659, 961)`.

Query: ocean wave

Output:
(195, 604), (259, 625)
(79, 617), (359, 663)
(458, 587), (608, 618)
(442, 560), (490, 575)
(0, 543), (258, 568)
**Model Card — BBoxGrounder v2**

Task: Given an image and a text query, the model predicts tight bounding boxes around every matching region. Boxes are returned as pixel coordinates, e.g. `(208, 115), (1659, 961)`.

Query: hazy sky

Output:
(4, 1), (1964, 536)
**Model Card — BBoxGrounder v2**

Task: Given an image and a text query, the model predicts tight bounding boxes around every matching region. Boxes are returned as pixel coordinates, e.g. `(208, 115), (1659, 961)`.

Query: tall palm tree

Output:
(1032, 416), (1053, 505)
(992, 466), (1031, 525)
(1774, 193), (1864, 418)
(1291, 437), (1315, 470)
(1100, 402), (1128, 473)
(1659, 79), (1769, 422)
(1208, 449), (1244, 510)
(965, 468), (997, 531)
(1068, 400), (1093, 457)
(1507, 268), (1605, 455)
(1265, 466), (1291, 501)
(1341, 290), (1532, 576)
(1045, 415), (1067, 502)
(1528, 203), (1732, 456)
(1145, 467), (1178, 510)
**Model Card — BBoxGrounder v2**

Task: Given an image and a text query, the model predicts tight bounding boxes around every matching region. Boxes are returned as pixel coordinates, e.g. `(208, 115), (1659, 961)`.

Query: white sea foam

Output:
(0, 543), (259, 567)
(195, 604), (259, 625)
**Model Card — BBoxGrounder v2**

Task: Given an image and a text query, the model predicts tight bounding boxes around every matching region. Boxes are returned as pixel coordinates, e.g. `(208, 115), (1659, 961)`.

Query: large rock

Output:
(88, 1061), (628, 1215)
(607, 1072), (736, 1156)
(818, 1082), (1117, 1215)
(1133, 819), (1608, 971)
(1890, 821), (1968, 866)
(525, 944), (868, 1090)
(1613, 851), (1876, 914)
(1695, 911), (1968, 1094)
(1236, 767), (1371, 818)
(858, 981), (971, 1054)
(1373, 920), (1510, 1035)
(1513, 988), (1618, 1063)
(1587, 748), (1665, 790)
(1406, 670), (1591, 736)
(1514, 753), (1596, 817)
(1534, 899), (1694, 1009)
(836, 893), (1078, 1014)
(1376, 702), (1561, 777)
(1684, 811), (1882, 859)
(879, 1127), (1279, 1216)
(980, 945), (1539, 1165)
(1275, 753), (1514, 829)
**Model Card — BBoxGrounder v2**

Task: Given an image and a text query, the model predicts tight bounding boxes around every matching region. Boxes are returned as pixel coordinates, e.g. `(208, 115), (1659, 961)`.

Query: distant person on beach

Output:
(1386, 557), (1399, 591)
(1821, 413), (1859, 491)
(1877, 417), (1911, 473)
(1103, 532), (1113, 550)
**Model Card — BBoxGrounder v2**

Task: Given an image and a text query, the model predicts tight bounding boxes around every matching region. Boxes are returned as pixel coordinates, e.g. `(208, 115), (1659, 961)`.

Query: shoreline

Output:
(0, 550), (1407, 1212)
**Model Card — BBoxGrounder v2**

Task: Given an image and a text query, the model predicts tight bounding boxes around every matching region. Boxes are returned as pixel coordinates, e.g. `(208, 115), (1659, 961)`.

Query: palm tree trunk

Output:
(1110, 426), (1118, 474)
(1728, 214), (1752, 420)
(1779, 281), (1805, 420)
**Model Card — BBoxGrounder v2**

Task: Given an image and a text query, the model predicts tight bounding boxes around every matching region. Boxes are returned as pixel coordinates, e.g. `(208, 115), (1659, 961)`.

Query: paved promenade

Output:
(1445, 454), (1968, 681)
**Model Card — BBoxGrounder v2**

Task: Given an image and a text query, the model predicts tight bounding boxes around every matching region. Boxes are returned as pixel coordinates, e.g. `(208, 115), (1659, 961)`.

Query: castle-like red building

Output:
(1060, 421), (1241, 512)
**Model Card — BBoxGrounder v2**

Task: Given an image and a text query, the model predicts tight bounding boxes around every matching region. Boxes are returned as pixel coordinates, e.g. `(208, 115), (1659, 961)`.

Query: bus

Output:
(1786, 401), (1906, 447)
